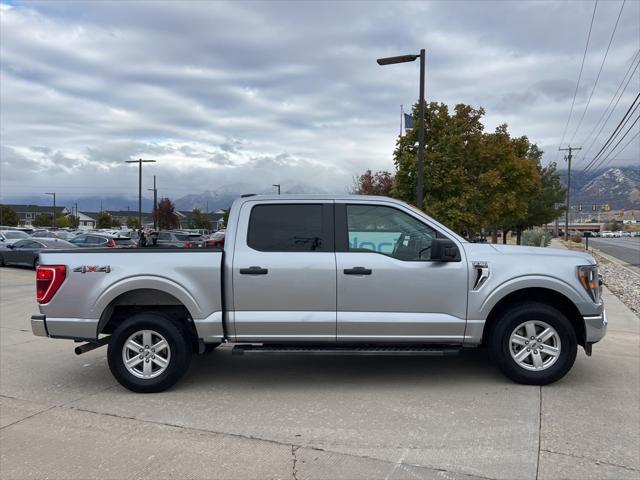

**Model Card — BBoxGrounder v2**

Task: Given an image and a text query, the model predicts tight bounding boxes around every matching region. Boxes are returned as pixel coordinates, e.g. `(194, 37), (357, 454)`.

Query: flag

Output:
(404, 113), (413, 131)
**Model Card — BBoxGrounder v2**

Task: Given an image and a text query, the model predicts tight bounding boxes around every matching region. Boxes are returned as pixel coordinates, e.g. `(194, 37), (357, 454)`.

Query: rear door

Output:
(231, 201), (336, 342)
(335, 202), (468, 343)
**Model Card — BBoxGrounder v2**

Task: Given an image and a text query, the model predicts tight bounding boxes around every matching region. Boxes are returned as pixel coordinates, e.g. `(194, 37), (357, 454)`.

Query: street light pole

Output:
(377, 49), (426, 210)
(147, 175), (158, 230)
(45, 192), (56, 229)
(272, 184), (281, 195)
(125, 158), (156, 230)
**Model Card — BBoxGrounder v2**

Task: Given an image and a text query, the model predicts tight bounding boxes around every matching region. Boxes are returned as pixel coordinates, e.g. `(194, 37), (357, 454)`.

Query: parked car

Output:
(204, 230), (225, 248)
(0, 238), (76, 268)
(30, 195), (606, 393)
(155, 231), (201, 248)
(32, 230), (76, 241)
(69, 233), (136, 248)
(0, 229), (31, 246)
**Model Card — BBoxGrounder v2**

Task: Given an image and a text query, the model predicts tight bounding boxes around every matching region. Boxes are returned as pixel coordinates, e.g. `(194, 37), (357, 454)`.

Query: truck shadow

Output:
(182, 347), (508, 390)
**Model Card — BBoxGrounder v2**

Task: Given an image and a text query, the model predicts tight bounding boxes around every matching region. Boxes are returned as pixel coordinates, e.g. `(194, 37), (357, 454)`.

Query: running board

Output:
(232, 344), (462, 356)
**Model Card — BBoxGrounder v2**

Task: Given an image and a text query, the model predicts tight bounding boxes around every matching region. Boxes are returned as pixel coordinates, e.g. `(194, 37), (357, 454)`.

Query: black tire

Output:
(488, 302), (577, 385)
(107, 312), (192, 393)
(33, 258), (39, 270)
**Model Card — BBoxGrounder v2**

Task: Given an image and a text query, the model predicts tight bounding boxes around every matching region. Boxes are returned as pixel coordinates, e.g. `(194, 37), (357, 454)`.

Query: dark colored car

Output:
(155, 231), (201, 248)
(0, 238), (76, 269)
(69, 233), (136, 248)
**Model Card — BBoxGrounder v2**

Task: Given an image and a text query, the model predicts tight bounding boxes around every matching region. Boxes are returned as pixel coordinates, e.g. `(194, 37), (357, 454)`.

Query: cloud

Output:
(1, 0), (638, 202)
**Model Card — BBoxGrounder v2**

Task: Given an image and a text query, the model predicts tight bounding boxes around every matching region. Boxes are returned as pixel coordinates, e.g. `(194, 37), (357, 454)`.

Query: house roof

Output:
(3, 204), (67, 214)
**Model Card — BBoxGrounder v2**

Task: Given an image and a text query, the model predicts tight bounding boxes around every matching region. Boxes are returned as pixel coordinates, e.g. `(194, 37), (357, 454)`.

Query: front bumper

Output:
(31, 315), (48, 337)
(584, 309), (607, 344)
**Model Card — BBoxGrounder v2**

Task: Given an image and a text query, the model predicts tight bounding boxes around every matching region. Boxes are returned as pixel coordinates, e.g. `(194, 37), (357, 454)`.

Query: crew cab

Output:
(30, 195), (607, 392)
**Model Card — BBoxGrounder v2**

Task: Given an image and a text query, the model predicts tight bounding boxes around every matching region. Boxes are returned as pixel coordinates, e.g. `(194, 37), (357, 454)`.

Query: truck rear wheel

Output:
(107, 312), (192, 393)
(489, 302), (577, 385)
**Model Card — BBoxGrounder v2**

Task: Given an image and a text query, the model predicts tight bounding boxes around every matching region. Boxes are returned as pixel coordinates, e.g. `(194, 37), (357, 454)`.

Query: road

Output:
(1, 266), (639, 480)
(587, 237), (640, 270)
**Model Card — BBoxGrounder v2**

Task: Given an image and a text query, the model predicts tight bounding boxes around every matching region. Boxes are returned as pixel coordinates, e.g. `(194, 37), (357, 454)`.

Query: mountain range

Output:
(2, 166), (638, 213)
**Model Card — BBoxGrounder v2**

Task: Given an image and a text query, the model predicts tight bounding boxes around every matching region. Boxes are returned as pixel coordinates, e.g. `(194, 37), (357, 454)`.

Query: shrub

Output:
(522, 228), (552, 247)
(571, 234), (583, 243)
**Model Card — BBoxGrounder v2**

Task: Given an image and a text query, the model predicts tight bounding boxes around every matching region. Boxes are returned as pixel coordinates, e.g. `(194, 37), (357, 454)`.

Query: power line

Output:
(603, 128), (639, 165)
(576, 53), (640, 167)
(586, 114), (639, 172)
(569, 0), (626, 144)
(556, 0), (599, 162)
(584, 93), (639, 171)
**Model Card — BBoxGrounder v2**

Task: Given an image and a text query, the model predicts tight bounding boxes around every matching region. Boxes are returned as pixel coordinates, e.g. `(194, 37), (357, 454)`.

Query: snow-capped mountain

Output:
(566, 166), (640, 210)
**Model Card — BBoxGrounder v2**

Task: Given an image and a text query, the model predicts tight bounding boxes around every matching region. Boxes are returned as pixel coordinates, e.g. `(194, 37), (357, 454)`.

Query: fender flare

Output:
(479, 275), (585, 320)
(92, 275), (202, 323)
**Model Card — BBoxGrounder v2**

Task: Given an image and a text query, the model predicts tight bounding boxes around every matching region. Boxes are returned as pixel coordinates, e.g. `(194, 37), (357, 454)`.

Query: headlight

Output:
(578, 265), (601, 302)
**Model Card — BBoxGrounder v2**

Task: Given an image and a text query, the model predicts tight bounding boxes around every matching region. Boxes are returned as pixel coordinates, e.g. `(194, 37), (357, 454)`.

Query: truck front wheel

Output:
(107, 312), (192, 393)
(489, 302), (577, 385)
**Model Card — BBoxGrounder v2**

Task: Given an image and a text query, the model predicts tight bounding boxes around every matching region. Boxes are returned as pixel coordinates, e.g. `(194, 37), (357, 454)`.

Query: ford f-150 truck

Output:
(30, 195), (607, 392)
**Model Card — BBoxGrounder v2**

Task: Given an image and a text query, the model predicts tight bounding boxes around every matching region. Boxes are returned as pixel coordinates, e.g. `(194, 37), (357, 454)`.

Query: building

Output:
(1, 204), (68, 227)
(75, 212), (97, 230)
(81, 211), (155, 228)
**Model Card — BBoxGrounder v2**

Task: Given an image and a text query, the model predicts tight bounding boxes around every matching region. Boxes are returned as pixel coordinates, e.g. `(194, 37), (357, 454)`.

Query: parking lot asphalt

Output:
(0, 266), (639, 480)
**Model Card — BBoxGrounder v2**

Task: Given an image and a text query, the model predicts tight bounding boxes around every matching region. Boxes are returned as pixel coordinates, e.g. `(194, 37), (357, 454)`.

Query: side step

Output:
(232, 344), (462, 356)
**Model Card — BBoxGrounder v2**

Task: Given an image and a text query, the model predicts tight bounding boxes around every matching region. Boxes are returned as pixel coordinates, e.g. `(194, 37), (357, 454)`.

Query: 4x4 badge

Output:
(73, 265), (111, 274)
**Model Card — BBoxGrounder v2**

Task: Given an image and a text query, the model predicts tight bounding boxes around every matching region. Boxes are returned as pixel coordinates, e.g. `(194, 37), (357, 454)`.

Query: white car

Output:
(0, 229), (31, 246)
(600, 231), (613, 238)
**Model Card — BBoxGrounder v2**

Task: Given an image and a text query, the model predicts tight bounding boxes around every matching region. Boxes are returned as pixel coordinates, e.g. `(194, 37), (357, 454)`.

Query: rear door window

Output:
(247, 204), (331, 252)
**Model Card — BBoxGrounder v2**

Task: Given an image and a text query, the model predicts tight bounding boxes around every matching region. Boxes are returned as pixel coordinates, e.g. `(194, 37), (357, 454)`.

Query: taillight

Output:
(184, 241), (193, 248)
(107, 239), (116, 248)
(36, 265), (66, 304)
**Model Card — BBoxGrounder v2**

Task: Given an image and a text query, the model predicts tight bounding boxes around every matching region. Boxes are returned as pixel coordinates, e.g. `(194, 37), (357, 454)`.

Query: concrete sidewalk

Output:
(1, 266), (638, 479)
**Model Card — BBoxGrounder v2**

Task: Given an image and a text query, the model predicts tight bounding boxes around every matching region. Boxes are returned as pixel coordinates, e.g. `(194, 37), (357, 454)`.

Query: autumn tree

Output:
(0, 205), (18, 226)
(154, 197), (179, 230)
(190, 208), (212, 230)
(353, 170), (394, 196)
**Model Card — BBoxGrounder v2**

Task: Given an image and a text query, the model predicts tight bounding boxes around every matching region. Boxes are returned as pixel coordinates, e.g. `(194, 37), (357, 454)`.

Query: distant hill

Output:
(559, 166), (640, 210)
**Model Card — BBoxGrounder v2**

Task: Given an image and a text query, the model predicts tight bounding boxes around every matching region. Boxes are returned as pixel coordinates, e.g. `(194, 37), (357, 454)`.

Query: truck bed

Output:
(37, 249), (224, 342)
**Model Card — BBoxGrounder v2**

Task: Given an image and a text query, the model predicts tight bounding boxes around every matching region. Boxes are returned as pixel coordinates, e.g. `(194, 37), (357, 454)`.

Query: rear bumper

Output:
(31, 314), (97, 340)
(584, 309), (607, 344)
(31, 315), (48, 337)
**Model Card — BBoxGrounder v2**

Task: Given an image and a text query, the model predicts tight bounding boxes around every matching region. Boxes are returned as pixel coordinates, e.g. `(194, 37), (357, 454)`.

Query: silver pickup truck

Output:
(31, 195), (607, 392)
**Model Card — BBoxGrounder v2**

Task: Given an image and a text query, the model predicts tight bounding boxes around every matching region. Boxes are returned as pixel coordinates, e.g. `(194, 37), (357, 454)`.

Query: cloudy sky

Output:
(1, 0), (638, 202)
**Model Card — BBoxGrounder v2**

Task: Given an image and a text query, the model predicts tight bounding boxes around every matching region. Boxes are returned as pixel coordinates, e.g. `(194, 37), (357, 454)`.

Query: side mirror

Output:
(430, 238), (460, 262)
(6, 244), (15, 249)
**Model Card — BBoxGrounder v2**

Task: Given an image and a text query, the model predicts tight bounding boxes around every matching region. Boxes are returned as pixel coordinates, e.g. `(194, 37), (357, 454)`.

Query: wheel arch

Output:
(482, 287), (586, 348)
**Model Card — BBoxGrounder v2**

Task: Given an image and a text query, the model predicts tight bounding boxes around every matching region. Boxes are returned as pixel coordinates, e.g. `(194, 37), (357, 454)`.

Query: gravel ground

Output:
(594, 252), (640, 317)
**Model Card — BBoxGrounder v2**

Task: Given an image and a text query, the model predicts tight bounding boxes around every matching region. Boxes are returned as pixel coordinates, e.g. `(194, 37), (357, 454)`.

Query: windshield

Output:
(3, 231), (29, 239)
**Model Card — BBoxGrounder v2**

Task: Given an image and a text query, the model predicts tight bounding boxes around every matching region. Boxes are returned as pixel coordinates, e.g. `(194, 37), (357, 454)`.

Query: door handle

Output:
(240, 266), (269, 275)
(343, 267), (372, 275)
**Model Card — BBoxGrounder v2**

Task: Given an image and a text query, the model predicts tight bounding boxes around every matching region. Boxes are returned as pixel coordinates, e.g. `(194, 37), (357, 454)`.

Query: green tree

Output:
(154, 197), (179, 230)
(126, 216), (141, 229)
(190, 208), (212, 230)
(0, 205), (19, 226)
(54, 215), (70, 228)
(353, 170), (394, 196)
(96, 211), (113, 229)
(67, 215), (80, 229)
(393, 101), (541, 239)
(32, 213), (52, 227)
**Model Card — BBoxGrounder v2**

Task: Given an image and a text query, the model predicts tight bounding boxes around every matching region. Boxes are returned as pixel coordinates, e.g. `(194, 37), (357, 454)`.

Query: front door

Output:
(335, 202), (468, 343)
(231, 201), (336, 342)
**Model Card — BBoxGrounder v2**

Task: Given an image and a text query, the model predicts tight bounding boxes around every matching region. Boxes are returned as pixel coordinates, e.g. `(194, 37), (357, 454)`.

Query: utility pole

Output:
(273, 184), (281, 195)
(125, 158), (156, 230)
(559, 146), (581, 241)
(45, 192), (56, 229)
(147, 175), (158, 230)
